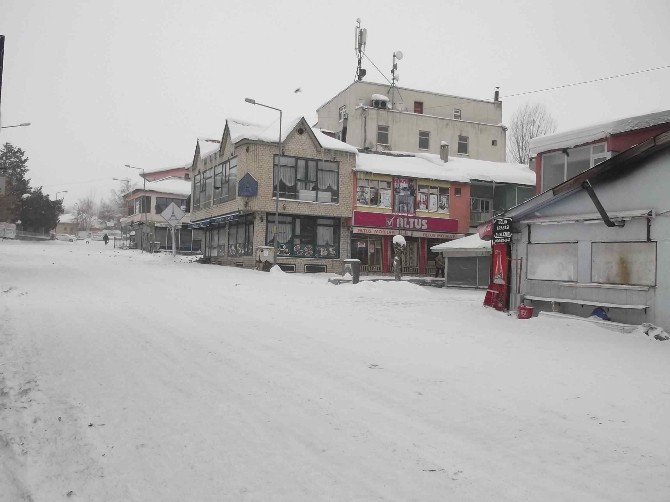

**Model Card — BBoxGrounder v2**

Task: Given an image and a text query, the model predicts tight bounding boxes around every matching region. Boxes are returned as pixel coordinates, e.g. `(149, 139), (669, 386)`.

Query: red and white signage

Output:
(353, 210), (458, 233)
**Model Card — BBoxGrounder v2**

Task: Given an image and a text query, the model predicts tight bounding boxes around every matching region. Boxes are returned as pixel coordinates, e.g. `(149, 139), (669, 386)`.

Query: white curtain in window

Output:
(278, 166), (296, 186)
(276, 222), (293, 243)
(318, 170), (337, 190)
(317, 225), (334, 246)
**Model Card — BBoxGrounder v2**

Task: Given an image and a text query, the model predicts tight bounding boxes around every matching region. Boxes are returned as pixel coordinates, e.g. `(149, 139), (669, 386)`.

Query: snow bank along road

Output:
(1, 240), (669, 501)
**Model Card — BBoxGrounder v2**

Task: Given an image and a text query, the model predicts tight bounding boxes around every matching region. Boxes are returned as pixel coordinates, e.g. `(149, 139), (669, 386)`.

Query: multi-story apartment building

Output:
(190, 116), (357, 273)
(353, 145), (534, 275)
(120, 169), (199, 252)
(316, 81), (506, 161)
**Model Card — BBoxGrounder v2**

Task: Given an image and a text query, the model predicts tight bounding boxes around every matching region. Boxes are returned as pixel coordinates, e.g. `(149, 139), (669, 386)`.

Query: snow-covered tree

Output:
(74, 196), (97, 232)
(0, 142), (31, 222)
(507, 103), (557, 164)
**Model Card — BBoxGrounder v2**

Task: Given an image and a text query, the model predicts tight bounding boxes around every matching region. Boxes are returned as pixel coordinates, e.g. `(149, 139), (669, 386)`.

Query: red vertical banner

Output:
(382, 236), (392, 273)
(484, 218), (513, 311)
(418, 237), (427, 275)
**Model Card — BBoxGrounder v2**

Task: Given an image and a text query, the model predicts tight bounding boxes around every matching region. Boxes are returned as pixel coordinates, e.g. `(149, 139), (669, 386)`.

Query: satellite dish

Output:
(394, 51), (403, 60)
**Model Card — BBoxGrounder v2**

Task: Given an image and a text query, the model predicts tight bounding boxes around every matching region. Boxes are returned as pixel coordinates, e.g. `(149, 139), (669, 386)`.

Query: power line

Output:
(502, 64), (670, 98)
(361, 50), (393, 86)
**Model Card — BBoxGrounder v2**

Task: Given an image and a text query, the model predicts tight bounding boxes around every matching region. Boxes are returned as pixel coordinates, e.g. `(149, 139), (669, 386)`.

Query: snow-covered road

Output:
(1, 240), (669, 501)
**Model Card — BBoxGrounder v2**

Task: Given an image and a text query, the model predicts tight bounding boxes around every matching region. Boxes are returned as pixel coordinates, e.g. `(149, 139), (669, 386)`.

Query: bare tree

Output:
(507, 103), (557, 164)
(74, 196), (97, 233)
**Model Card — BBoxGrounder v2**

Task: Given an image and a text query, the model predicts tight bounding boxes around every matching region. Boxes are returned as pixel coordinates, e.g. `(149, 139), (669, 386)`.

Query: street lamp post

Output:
(245, 97), (282, 263)
(126, 165), (147, 252)
(0, 122), (30, 130)
(113, 178), (131, 248)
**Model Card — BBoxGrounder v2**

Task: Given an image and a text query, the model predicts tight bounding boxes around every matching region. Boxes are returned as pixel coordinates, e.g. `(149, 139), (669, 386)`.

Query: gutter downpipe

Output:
(580, 180), (625, 228)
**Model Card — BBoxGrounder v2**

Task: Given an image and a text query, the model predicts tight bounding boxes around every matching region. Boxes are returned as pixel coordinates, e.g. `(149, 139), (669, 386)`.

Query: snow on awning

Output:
(431, 233), (491, 257)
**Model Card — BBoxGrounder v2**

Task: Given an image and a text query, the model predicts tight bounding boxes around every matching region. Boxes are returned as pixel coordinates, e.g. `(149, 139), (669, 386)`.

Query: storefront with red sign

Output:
(351, 210), (463, 274)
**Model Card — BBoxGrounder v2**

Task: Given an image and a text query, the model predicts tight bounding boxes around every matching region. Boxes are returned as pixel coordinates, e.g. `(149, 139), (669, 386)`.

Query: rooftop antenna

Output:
(390, 50), (403, 109)
(354, 18), (367, 81)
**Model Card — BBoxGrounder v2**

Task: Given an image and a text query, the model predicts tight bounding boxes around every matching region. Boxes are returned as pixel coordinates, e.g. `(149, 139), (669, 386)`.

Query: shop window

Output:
(356, 177), (391, 208)
(274, 155), (339, 203)
(419, 131), (430, 150)
(417, 185), (449, 213)
(393, 178), (416, 214)
(457, 135), (469, 155)
(454, 187), (462, 196)
(228, 215), (254, 256)
(266, 215), (340, 258)
(278, 264), (296, 273)
(414, 101), (424, 114)
(351, 237), (383, 270)
(377, 125), (389, 145)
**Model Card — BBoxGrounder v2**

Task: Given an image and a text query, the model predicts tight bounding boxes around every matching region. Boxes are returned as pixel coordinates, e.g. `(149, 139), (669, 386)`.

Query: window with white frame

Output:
(454, 108), (462, 120)
(273, 155), (339, 203)
(417, 184), (449, 213)
(356, 176), (392, 208)
(418, 131), (430, 150)
(377, 125), (389, 145)
(457, 135), (469, 155)
(266, 214), (340, 258)
(541, 143), (609, 192)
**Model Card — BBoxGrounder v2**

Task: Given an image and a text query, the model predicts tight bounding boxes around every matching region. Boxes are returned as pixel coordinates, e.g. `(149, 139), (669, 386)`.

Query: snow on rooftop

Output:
(227, 116), (358, 154)
(198, 138), (221, 159)
(530, 109), (670, 156)
(356, 151), (535, 185)
(143, 162), (190, 175)
(58, 213), (76, 224)
(371, 93), (390, 102)
(431, 232), (491, 252)
(139, 177), (191, 197)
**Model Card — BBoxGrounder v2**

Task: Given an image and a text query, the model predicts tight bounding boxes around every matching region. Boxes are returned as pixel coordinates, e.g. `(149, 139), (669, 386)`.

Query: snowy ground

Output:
(1, 240), (669, 501)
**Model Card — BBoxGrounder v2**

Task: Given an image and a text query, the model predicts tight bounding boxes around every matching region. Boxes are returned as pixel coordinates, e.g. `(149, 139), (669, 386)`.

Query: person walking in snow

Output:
(103, 233), (109, 245)
(434, 253), (445, 278)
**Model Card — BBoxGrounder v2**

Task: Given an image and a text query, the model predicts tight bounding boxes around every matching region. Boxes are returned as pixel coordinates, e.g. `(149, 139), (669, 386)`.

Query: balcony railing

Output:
(470, 211), (493, 225)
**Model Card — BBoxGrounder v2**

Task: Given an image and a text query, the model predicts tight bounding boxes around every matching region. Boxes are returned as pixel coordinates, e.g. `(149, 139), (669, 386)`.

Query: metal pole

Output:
(275, 110), (282, 262)
(171, 225), (176, 257)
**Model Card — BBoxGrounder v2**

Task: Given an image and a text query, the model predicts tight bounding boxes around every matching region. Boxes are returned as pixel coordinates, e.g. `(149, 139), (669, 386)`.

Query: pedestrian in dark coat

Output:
(434, 253), (445, 278)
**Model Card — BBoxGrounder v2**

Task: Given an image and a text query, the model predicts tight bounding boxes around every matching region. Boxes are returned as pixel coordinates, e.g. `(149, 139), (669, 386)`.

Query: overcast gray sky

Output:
(1, 0), (669, 205)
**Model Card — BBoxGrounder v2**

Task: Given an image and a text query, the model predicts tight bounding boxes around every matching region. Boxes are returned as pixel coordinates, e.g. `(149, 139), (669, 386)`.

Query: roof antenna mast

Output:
(354, 18), (367, 81)
(389, 50), (403, 109)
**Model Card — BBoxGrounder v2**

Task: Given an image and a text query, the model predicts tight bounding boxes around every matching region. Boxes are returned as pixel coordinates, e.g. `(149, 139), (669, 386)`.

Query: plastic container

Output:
(517, 304), (534, 319)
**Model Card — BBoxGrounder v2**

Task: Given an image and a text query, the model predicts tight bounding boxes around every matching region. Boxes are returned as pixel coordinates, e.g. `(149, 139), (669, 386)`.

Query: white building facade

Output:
(316, 81), (506, 162)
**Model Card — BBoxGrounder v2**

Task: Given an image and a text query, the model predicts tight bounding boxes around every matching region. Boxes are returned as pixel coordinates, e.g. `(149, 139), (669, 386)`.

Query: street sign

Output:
(160, 202), (185, 227)
(493, 217), (513, 244)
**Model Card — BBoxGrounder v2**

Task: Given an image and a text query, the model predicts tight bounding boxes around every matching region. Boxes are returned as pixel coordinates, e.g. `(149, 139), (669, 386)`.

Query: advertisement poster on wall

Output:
(393, 178), (415, 214)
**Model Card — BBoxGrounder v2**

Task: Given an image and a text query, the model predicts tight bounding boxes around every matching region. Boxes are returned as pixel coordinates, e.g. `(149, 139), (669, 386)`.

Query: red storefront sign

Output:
(353, 211), (458, 233)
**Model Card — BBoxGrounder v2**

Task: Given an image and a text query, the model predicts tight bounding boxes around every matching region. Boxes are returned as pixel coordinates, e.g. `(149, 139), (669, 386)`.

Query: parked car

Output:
(56, 234), (77, 242)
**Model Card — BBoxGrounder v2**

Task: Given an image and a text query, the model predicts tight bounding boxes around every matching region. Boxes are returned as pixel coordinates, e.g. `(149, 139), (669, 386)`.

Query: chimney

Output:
(440, 142), (449, 162)
(494, 86), (500, 102)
